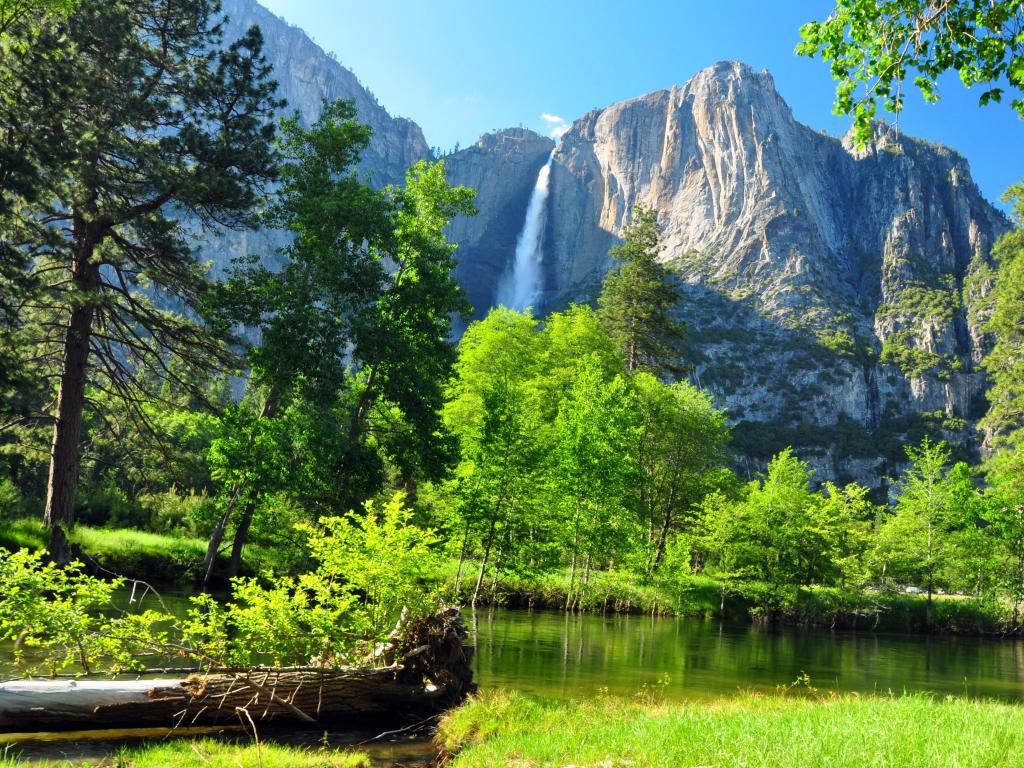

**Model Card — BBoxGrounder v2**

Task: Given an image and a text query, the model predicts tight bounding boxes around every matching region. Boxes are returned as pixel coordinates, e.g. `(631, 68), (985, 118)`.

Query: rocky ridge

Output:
(531, 61), (1008, 485)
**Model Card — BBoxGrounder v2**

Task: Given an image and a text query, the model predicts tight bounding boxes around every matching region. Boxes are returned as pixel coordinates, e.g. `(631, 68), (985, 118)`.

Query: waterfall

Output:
(495, 151), (555, 311)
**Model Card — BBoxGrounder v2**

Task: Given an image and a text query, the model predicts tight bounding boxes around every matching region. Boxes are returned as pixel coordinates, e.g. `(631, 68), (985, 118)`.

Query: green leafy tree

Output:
(874, 438), (977, 622)
(535, 304), (623, 411)
(341, 158), (476, 498)
(980, 188), (1024, 452)
(798, 0), (1024, 145)
(547, 356), (639, 607)
(1, 0), (280, 562)
(598, 204), (686, 375)
(977, 197), (1024, 614)
(442, 307), (544, 605)
(814, 481), (876, 588)
(201, 100), (389, 585)
(985, 450), (1024, 624)
(696, 449), (867, 588)
(631, 372), (731, 574)
(204, 103), (474, 584)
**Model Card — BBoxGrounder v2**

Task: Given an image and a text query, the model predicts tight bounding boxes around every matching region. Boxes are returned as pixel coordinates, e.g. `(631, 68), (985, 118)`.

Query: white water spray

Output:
(495, 151), (555, 311)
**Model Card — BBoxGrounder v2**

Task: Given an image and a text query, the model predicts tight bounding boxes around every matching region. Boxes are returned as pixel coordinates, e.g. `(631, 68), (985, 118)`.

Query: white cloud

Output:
(540, 113), (570, 139)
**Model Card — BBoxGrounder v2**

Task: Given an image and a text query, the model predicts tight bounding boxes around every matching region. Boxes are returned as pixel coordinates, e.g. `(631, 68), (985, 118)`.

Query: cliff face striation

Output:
(536, 61), (1008, 485)
(221, 0), (429, 187)
(191, 0), (432, 277)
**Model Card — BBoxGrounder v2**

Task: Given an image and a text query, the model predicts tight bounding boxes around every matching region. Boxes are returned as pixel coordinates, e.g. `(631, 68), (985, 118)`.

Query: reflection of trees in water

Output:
(467, 609), (1024, 702)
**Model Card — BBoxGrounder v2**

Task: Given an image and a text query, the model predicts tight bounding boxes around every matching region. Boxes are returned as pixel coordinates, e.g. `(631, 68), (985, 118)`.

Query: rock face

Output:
(184, 0), (1011, 486)
(220, 0), (429, 187)
(191, 0), (432, 278)
(443, 129), (555, 320)
(535, 61), (1008, 485)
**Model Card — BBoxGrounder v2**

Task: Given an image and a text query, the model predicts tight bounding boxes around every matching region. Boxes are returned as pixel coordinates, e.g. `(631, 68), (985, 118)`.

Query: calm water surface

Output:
(473, 608), (1024, 702)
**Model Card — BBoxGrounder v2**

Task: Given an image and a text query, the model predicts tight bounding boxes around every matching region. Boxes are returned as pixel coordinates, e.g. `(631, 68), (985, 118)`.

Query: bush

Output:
(0, 479), (21, 518)
(76, 481), (148, 529)
(138, 488), (219, 537)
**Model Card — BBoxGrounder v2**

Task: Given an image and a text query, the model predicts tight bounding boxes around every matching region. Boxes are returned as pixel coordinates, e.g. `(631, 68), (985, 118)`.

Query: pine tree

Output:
(0, 0), (281, 562)
(597, 204), (685, 375)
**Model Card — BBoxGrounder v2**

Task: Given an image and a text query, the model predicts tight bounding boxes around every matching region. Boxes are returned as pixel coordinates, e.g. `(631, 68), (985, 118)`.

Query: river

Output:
(7, 604), (1024, 765)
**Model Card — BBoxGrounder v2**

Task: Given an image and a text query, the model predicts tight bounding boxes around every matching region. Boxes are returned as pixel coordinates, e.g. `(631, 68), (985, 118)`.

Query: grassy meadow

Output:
(438, 689), (1024, 767)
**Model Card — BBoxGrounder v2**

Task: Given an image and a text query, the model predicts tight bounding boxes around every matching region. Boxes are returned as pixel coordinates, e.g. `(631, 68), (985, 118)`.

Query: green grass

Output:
(438, 690), (1024, 767)
(0, 518), (46, 551)
(0, 518), (208, 582)
(3, 739), (370, 767)
(0, 518), (263, 584)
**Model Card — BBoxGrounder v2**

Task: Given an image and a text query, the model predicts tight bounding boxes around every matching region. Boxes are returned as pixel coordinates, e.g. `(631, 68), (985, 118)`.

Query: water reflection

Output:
(472, 608), (1024, 702)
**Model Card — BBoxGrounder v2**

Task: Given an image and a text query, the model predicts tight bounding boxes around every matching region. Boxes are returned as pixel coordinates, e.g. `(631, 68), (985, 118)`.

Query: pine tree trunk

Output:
(43, 225), (102, 564)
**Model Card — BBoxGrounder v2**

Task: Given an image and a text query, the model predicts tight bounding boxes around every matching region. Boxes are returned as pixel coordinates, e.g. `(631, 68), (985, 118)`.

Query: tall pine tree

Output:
(597, 204), (685, 375)
(0, 0), (280, 561)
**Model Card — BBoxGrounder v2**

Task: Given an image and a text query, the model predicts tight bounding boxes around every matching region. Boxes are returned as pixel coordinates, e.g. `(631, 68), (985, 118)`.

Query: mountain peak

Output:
(688, 60), (775, 91)
(678, 60), (791, 124)
(473, 128), (554, 152)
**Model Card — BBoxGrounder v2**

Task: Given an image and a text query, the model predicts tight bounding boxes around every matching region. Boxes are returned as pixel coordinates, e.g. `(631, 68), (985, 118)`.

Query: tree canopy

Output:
(798, 0), (1024, 145)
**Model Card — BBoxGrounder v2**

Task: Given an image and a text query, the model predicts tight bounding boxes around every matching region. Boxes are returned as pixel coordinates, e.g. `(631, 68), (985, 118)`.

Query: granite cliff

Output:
(191, 0), (432, 276)
(527, 61), (1008, 485)
(221, 0), (429, 186)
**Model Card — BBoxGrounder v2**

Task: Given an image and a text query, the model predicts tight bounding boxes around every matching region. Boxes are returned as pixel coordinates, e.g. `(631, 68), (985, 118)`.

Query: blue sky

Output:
(259, 0), (1021, 206)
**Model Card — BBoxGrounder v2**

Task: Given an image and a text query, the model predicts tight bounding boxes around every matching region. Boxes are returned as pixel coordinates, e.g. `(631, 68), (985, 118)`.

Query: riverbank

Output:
(0, 518), (261, 584)
(437, 690), (1024, 767)
(446, 562), (1014, 635)
(0, 521), (1012, 635)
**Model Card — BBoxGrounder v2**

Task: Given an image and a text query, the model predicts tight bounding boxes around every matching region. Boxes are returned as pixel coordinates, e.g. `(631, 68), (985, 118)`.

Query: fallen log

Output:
(0, 607), (474, 732)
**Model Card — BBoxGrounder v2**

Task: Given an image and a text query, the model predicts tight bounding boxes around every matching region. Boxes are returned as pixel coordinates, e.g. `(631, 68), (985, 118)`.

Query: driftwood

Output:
(0, 607), (474, 732)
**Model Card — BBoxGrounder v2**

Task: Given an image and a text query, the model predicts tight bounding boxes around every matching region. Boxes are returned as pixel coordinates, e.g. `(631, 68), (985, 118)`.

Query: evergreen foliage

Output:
(598, 204), (686, 375)
(0, 0), (281, 562)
